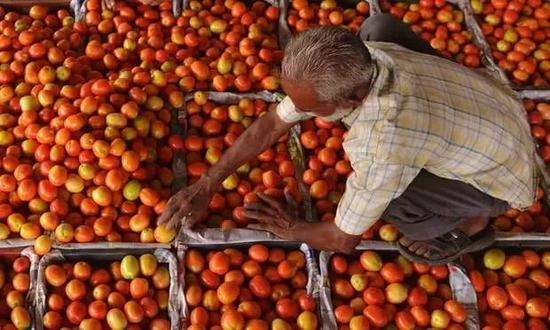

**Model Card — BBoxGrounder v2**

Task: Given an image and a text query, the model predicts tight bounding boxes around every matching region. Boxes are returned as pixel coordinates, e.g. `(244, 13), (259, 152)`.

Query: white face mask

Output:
(315, 106), (354, 122)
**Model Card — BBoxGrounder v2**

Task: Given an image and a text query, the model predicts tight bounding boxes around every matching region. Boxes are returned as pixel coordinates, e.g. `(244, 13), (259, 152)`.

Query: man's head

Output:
(281, 26), (373, 119)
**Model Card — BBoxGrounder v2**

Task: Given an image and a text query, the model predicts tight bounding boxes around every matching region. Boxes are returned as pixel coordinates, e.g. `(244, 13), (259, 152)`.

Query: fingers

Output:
(157, 196), (181, 223)
(244, 209), (290, 229)
(284, 191), (299, 218)
(157, 204), (175, 225)
(159, 209), (179, 230)
(245, 202), (279, 218)
(162, 216), (176, 231)
(165, 208), (196, 231)
(169, 205), (202, 231)
(180, 212), (199, 230)
(159, 184), (210, 231)
(158, 205), (188, 230)
(284, 191), (297, 208)
(158, 189), (192, 225)
(164, 210), (182, 231)
(243, 210), (278, 223)
(257, 193), (286, 215)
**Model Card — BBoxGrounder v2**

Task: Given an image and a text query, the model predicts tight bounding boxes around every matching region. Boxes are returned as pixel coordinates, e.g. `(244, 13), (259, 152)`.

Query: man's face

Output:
(282, 80), (337, 117)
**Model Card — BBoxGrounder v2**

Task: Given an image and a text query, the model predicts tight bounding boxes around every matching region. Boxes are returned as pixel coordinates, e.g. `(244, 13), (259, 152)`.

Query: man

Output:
(159, 15), (538, 264)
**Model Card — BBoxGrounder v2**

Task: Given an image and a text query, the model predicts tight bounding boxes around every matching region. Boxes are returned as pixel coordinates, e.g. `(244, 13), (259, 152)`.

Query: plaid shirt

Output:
(277, 42), (538, 235)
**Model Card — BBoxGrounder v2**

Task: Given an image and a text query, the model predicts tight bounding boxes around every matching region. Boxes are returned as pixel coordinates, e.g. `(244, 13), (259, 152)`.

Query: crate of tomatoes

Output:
(173, 0), (286, 92)
(491, 92), (550, 235)
(521, 91), (550, 205)
(0, 240), (39, 330)
(373, 0), (492, 69)
(177, 91), (316, 244)
(462, 239), (550, 330)
(320, 241), (478, 329)
(178, 241), (321, 329)
(283, 0), (373, 34)
(34, 243), (180, 330)
(465, 0), (549, 90)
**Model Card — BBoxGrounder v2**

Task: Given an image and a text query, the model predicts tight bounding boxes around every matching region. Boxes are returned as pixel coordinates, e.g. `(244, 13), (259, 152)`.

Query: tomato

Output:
(470, 270), (486, 292)
(363, 287), (385, 305)
(363, 304), (388, 327)
(444, 300), (467, 323)
(334, 305), (353, 324)
(525, 297), (549, 317)
(505, 283), (527, 306)
(331, 255), (348, 274)
(248, 275), (271, 299)
(276, 298), (300, 320)
(487, 285), (509, 311)
(410, 306), (430, 327)
(408, 286), (428, 306)
(209, 252), (230, 276)
(501, 305), (525, 320)
(380, 262), (405, 283)
(332, 279), (354, 299)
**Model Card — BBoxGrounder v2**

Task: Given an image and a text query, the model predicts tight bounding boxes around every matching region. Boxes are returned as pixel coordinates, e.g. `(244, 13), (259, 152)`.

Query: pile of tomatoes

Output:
(299, 118), (351, 223)
(0, 255), (32, 330)
(488, 98), (550, 234)
(491, 186), (549, 233)
(286, 0), (370, 33)
(471, 0), (549, 86)
(175, 0), (282, 92)
(183, 94), (303, 229)
(184, 244), (319, 329)
(527, 100), (550, 163)
(0, 1), (193, 249)
(464, 248), (550, 329)
(298, 118), (403, 241)
(42, 253), (172, 329)
(380, 0), (482, 67)
(329, 250), (467, 329)
(85, 0), (282, 93)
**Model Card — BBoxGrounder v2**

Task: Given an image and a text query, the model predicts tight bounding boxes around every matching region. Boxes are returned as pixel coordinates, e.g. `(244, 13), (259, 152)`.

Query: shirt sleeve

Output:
(276, 96), (312, 123)
(334, 158), (421, 235)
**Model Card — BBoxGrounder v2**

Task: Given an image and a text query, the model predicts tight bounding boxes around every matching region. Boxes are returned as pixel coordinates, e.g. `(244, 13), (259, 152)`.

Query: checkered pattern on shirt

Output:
(276, 42), (538, 235)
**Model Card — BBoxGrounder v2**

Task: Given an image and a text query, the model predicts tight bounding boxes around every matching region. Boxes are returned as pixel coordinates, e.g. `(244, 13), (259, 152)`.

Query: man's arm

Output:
(288, 221), (361, 254)
(205, 107), (295, 188)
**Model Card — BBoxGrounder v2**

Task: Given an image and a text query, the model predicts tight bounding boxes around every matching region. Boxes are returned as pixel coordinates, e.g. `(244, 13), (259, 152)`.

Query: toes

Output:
(416, 246), (428, 256)
(425, 249), (441, 259)
(402, 239), (447, 260)
(409, 242), (423, 252)
(399, 236), (413, 246)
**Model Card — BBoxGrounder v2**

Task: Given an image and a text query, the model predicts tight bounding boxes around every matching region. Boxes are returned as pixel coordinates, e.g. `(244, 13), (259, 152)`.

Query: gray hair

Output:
(282, 26), (372, 103)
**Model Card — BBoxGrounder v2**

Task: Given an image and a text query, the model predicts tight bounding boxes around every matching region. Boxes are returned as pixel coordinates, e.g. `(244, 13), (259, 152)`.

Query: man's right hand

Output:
(157, 176), (215, 231)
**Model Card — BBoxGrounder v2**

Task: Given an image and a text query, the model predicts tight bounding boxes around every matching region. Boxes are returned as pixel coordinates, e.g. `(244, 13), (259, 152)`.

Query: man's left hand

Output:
(245, 192), (300, 239)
